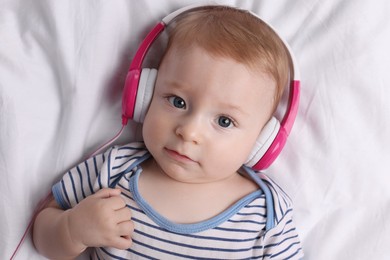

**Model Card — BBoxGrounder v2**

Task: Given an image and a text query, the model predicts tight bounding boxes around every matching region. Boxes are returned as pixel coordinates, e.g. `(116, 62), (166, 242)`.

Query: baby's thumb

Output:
(93, 188), (121, 198)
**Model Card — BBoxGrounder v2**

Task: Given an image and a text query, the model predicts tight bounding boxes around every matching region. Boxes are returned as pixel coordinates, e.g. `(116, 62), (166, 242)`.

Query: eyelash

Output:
(217, 115), (236, 128)
(167, 95), (186, 109)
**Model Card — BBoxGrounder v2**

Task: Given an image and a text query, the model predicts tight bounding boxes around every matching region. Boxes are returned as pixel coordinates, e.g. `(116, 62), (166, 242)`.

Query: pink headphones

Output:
(121, 4), (300, 171)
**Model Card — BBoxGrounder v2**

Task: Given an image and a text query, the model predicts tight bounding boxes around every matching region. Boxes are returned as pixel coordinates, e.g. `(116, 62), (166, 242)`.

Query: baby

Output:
(33, 5), (303, 259)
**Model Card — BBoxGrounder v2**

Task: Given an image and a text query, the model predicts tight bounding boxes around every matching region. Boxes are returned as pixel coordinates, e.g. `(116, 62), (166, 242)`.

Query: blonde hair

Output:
(162, 6), (292, 112)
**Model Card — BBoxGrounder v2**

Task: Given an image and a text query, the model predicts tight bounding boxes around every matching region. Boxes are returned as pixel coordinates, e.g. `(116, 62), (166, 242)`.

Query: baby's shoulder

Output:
(257, 174), (295, 223)
(107, 142), (148, 162)
(103, 141), (150, 174)
(110, 141), (147, 155)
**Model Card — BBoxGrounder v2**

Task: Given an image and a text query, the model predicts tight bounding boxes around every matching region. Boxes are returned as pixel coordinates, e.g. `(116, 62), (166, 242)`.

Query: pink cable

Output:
(10, 192), (52, 260)
(86, 124), (126, 158)
(11, 124), (126, 259)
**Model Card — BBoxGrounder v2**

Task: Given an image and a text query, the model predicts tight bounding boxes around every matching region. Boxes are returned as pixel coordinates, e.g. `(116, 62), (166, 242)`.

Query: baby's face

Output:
(143, 45), (276, 183)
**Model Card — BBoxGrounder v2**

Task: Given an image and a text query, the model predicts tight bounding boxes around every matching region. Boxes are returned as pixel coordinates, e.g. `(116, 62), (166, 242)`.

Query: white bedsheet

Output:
(1, 0), (390, 259)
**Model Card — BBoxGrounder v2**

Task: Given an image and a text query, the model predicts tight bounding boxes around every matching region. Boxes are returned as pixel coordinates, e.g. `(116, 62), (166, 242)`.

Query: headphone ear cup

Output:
(133, 68), (158, 123)
(245, 117), (280, 168)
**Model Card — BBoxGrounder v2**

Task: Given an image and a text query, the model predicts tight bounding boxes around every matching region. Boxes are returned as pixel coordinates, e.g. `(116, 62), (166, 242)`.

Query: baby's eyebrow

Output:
(219, 102), (248, 116)
(163, 79), (187, 90)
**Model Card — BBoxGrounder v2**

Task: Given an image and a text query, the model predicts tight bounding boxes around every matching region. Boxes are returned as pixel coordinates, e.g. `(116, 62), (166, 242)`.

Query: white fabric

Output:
(1, 0), (389, 259)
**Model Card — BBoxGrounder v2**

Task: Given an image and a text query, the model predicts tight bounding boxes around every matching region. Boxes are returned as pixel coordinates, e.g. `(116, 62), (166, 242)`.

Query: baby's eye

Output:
(168, 96), (186, 109)
(218, 116), (233, 128)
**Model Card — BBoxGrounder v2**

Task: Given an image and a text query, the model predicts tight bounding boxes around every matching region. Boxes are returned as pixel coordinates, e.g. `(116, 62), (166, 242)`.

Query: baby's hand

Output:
(66, 188), (134, 250)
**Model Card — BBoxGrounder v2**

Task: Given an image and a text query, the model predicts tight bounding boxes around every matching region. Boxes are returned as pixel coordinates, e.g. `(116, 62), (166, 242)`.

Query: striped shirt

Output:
(53, 142), (303, 259)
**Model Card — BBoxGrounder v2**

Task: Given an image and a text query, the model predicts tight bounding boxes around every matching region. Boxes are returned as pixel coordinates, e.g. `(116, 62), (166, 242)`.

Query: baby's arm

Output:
(33, 188), (134, 259)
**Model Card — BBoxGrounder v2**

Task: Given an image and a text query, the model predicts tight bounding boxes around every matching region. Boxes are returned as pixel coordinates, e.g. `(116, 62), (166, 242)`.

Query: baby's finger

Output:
(107, 195), (127, 210)
(111, 235), (133, 250)
(117, 220), (134, 237)
(93, 188), (121, 199)
(115, 207), (132, 223)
